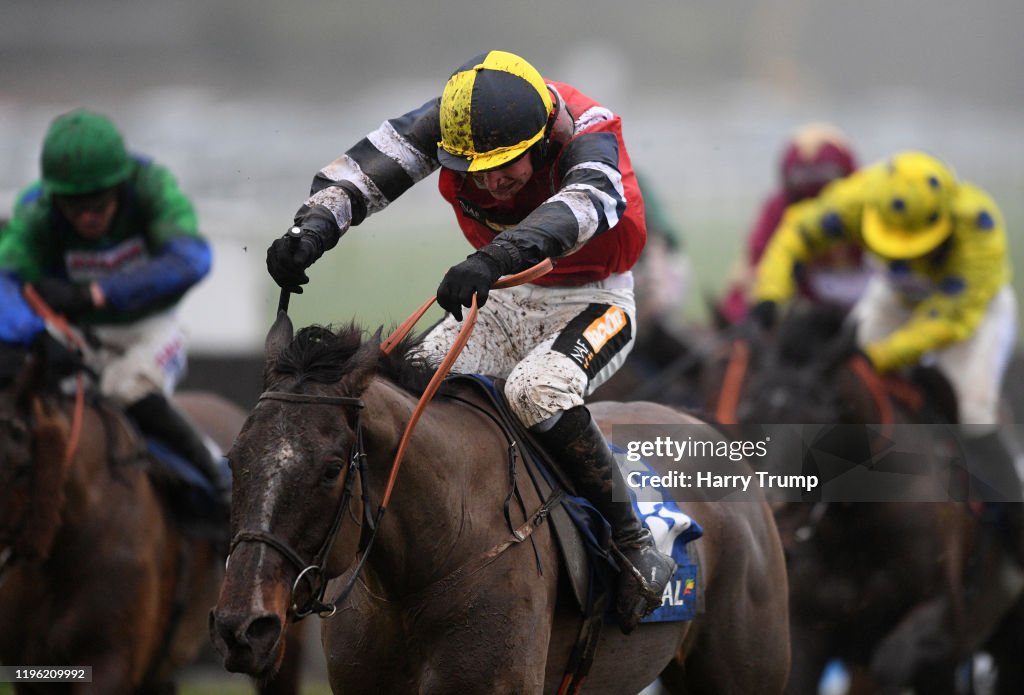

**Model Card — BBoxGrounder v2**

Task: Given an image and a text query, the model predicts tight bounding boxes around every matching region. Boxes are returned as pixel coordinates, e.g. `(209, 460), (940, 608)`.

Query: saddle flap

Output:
(442, 374), (594, 610)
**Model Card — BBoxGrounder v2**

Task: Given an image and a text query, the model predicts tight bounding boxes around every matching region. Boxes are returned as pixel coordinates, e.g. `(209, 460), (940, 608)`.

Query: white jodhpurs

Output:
(414, 277), (637, 428)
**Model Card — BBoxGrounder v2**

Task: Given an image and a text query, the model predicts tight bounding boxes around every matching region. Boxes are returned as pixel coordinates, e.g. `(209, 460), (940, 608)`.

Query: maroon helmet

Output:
(779, 123), (857, 201)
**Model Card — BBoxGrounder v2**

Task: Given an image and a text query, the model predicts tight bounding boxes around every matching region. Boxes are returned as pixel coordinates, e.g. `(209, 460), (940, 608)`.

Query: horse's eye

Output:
(5, 420), (28, 445)
(321, 463), (343, 484)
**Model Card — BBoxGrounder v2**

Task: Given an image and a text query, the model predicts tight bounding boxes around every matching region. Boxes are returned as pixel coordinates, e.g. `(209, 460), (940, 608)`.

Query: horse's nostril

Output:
(210, 609), (241, 652)
(245, 614), (283, 650)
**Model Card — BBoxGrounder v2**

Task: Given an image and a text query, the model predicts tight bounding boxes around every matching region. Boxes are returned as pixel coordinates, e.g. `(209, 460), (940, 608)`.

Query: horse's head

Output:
(724, 302), (937, 511)
(733, 302), (862, 425)
(211, 313), (391, 678)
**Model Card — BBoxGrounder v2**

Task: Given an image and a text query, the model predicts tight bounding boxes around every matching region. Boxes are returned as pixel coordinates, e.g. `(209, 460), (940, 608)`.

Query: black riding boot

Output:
(963, 430), (1024, 566)
(536, 405), (677, 634)
(126, 393), (231, 516)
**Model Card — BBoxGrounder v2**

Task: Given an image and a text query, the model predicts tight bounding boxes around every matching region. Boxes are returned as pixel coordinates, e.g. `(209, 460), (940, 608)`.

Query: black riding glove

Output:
(33, 331), (84, 379)
(32, 278), (94, 318)
(266, 205), (339, 293)
(747, 300), (778, 331)
(436, 251), (504, 322)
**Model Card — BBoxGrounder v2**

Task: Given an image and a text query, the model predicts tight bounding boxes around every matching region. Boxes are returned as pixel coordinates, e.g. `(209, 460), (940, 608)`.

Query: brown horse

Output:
(702, 303), (1024, 694)
(0, 342), (290, 694)
(210, 314), (790, 694)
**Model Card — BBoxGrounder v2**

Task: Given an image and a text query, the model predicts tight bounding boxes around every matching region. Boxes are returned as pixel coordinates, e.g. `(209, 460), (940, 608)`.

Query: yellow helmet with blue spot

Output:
(862, 151), (957, 259)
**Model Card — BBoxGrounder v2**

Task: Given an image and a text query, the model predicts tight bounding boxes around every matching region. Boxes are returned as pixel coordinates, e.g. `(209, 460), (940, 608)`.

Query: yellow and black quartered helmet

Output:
(862, 151), (957, 259)
(437, 50), (554, 173)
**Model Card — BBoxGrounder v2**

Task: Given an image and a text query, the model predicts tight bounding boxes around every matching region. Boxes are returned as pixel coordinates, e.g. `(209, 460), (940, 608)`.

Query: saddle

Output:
(440, 374), (704, 623)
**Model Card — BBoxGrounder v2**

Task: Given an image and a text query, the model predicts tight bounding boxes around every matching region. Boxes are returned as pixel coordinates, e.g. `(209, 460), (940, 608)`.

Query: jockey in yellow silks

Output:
(750, 150), (1023, 563)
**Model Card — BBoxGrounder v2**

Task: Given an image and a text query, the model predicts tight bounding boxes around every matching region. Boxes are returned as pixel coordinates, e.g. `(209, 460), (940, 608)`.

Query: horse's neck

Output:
(51, 404), (144, 547)
(359, 378), (506, 596)
(15, 398), (99, 561)
(836, 364), (909, 425)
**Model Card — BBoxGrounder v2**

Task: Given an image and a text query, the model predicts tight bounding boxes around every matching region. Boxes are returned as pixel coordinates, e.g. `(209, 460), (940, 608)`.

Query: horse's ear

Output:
(365, 327), (383, 353)
(341, 329), (383, 395)
(264, 311), (294, 365)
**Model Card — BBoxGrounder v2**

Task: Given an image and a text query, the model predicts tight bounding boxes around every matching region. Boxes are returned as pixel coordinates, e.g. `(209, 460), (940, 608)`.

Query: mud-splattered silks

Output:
(412, 279), (635, 427)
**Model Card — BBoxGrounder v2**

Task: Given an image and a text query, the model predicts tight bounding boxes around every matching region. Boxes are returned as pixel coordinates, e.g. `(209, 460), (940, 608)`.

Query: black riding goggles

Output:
(53, 188), (119, 217)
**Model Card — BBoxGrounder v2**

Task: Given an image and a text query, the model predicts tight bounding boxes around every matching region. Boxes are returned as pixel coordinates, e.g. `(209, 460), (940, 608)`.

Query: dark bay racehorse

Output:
(210, 315), (791, 694)
(702, 303), (1024, 694)
(0, 343), (301, 694)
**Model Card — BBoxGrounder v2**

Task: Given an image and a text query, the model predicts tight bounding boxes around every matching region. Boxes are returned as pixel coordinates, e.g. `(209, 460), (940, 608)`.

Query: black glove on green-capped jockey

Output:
(266, 205), (341, 293)
(32, 330), (85, 380)
(32, 277), (94, 317)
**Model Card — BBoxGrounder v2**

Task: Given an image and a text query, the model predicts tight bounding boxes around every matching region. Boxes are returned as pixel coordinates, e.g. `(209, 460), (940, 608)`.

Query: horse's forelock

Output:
(268, 324), (368, 387)
(263, 323), (436, 397)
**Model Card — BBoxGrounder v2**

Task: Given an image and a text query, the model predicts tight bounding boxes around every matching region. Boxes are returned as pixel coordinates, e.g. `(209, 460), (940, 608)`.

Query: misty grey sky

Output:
(4, 0), (1023, 108)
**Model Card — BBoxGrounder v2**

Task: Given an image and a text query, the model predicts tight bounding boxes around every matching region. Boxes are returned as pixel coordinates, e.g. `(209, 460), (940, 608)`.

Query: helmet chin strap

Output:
(547, 88), (573, 145)
(534, 87), (571, 168)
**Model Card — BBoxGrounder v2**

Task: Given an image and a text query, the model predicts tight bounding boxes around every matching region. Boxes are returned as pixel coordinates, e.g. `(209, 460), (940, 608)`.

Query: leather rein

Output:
(0, 287), (90, 582)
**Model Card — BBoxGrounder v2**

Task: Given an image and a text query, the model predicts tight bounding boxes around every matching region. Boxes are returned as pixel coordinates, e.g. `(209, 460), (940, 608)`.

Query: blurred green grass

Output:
(277, 202), (1024, 340)
(266, 217), (747, 334)
(277, 222), (462, 333)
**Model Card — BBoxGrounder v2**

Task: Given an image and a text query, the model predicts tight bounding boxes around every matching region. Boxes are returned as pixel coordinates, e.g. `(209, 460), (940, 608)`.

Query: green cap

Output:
(41, 109), (132, 195)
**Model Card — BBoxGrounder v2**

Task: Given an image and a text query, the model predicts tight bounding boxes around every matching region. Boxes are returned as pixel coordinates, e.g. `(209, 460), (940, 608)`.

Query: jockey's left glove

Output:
(436, 251), (504, 322)
(32, 278), (94, 318)
(266, 205), (339, 294)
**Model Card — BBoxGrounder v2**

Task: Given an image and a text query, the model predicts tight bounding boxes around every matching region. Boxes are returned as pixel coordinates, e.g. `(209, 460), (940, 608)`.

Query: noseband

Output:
(227, 390), (375, 620)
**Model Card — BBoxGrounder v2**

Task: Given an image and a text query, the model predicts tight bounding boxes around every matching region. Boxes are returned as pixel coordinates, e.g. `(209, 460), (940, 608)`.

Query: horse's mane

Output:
(774, 302), (848, 366)
(271, 323), (437, 395)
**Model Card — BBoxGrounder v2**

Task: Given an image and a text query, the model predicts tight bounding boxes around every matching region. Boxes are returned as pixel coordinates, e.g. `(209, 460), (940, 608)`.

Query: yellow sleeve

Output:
(752, 170), (871, 303)
(864, 184), (1009, 371)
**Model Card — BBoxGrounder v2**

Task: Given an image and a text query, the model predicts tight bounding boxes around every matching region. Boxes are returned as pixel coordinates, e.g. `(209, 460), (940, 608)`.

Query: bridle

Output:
(227, 391), (377, 620)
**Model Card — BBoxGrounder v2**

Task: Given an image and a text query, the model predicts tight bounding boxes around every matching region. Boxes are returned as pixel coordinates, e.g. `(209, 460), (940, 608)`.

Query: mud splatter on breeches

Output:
(412, 280), (636, 427)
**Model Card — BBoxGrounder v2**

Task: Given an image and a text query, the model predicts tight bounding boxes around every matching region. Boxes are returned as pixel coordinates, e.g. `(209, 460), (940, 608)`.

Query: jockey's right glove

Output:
(436, 251), (504, 322)
(266, 205), (339, 293)
(748, 300), (778, 331)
